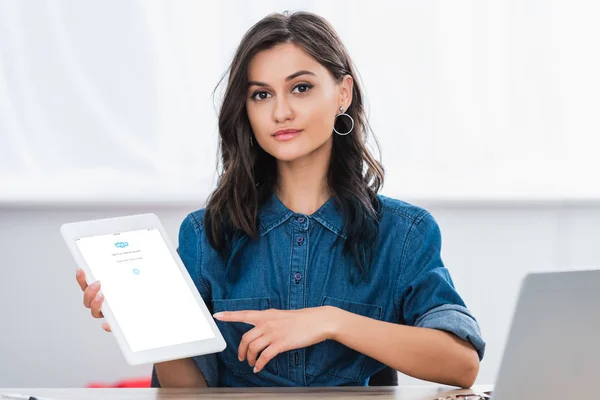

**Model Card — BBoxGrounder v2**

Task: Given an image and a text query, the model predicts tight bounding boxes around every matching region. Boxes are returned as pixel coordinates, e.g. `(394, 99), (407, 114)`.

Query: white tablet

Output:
(60, 213), (225, 365)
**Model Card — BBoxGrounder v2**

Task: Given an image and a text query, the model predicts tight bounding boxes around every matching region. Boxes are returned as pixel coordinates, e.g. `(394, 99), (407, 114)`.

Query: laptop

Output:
(491, 269), (600, 399)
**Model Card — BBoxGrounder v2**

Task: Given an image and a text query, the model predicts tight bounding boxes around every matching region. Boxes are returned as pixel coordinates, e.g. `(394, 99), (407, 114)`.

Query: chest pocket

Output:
(212, 297), (282, 377)
(306, 296), (383, 383)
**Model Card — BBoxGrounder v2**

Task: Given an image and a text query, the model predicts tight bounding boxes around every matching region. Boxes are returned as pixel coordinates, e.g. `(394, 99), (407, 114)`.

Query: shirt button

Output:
(297, 216), (305, 223)
(296, 236), (304, 245)
(294, 272), (302, 281)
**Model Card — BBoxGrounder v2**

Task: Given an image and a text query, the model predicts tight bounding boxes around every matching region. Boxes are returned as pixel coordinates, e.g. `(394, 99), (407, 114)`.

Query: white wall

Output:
(2, 1), (599, 203)
(1, 200), (598, 387)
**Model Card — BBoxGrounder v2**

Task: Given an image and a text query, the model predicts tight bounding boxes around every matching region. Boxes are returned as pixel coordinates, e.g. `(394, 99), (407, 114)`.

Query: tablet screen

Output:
(75, 228), (215, 352)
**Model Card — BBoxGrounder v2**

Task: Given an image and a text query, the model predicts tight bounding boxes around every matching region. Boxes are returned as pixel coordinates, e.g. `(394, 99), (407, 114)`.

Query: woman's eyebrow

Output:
(248, 70), (317, 88)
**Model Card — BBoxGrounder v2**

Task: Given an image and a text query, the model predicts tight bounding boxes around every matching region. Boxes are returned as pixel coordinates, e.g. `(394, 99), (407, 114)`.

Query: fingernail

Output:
(92, 281), (101, 289)
(238, 356), (242, 361)
(253, 367), (258, 373)
(213, 312), (223, 318)
(96, 292), (104, 302)
(76, 268), (82, 276)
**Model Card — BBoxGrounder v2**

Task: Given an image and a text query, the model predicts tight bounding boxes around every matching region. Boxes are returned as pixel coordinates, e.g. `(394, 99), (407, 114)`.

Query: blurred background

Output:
(1, 0), (599, 388)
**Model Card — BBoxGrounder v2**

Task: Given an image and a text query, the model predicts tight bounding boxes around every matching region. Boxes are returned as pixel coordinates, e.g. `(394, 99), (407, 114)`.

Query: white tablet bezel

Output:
(60, 213), (226, 365)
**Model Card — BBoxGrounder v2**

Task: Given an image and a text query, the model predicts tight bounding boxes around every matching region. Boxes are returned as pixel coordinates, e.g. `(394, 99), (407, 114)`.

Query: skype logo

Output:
(115, 241), (129, 248)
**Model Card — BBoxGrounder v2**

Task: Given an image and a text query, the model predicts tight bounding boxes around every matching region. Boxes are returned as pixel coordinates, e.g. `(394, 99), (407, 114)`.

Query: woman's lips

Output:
(272, 129), (303, 141)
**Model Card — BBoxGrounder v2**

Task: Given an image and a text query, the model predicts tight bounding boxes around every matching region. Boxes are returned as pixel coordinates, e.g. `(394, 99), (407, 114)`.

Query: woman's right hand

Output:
(76, 268), (111, 332)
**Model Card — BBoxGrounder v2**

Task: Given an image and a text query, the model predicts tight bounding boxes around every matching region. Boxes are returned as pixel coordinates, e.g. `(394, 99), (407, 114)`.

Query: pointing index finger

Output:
(213, 310), (258, 325)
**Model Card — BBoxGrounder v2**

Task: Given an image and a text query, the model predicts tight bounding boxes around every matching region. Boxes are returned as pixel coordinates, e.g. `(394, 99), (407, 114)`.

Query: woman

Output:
(76, 11), (485, 388)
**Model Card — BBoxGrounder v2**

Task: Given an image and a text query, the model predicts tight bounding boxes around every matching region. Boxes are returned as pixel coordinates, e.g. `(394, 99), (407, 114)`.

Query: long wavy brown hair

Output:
(204, 11), (385, 280)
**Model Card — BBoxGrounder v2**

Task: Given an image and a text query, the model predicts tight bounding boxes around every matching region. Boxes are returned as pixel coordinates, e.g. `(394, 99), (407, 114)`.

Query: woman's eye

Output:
(252, 91), (272, 101)
(292, 84), (313, 94)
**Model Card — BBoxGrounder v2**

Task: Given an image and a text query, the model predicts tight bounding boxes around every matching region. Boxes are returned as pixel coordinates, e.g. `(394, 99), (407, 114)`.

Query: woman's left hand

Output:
(213, 306), (339, 373)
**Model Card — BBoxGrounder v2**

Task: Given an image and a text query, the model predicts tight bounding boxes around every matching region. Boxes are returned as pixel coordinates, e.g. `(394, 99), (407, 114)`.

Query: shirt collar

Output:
(258, 193), (345, 238)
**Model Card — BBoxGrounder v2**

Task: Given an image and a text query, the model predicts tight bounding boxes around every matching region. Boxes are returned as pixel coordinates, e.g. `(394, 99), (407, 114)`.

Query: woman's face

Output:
(246, 42), (352, 162)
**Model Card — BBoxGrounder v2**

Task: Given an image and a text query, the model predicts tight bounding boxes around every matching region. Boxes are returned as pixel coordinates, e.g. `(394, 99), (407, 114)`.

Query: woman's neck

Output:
(274, 140), (332, 215)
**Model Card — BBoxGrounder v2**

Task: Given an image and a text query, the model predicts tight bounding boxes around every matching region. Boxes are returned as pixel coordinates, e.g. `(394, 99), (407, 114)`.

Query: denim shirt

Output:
(176, 194), (486, 387)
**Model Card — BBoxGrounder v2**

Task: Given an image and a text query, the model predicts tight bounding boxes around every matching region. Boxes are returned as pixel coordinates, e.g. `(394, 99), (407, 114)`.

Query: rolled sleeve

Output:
(395, 211), (486, 361)
(415, 304), (486, 360)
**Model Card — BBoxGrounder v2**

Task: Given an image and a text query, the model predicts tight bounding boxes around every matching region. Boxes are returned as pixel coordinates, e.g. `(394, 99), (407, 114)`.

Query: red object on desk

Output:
(86, 377), (151, 388)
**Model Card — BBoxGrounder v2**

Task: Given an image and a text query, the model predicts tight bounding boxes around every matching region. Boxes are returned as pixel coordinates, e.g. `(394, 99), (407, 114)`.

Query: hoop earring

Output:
(333, 106), (354, 136)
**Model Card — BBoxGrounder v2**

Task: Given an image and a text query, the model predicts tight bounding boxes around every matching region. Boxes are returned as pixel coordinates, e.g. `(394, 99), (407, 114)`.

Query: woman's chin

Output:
(264, 137), (332, 163)
(268, 147), (313, 162)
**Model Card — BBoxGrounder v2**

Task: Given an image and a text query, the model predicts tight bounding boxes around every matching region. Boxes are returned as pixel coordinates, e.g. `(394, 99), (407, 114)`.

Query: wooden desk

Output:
(1, 386), (493, 399)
